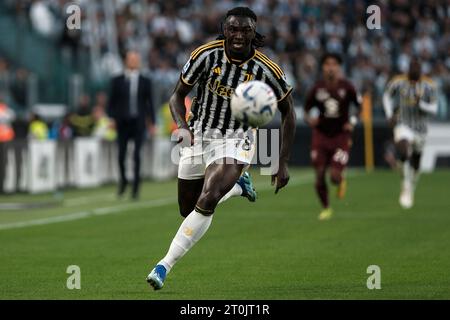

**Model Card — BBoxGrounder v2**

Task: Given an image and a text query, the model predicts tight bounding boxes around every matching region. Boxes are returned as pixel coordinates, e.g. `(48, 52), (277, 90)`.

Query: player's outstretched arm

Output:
(417, 83), (438, 116)
(169, 79), (194, 144)
(303, 87), (318, 128)
(272, 93), (296, 194)
(382, 79), (399, 128)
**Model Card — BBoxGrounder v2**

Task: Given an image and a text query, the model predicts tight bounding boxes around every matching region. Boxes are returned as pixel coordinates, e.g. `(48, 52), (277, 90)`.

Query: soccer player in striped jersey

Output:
(147, 7), (296, 290)
(383, 58), (438, 209)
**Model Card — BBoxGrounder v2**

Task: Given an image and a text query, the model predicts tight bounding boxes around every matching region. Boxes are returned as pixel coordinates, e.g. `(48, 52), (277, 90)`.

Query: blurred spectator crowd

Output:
(0, 0), (449, 132)
(0, 0), (449, 193)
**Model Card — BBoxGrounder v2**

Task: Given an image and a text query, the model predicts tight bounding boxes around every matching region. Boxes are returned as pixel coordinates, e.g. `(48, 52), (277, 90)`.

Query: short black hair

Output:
(218, 6), (265, 48)
(320, 52), (343, 66)
(225, 6), (257, 22)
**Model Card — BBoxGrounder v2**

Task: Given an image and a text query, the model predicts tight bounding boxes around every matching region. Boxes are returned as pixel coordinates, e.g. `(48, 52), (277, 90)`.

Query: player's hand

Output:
(307, 118), (319, 128)
(108, 119), (116, 129)
(388, 117), (396, 128)
(415, 95), (421, 106)
(271, 162), (290, 194)
(343, 122), (354, 132)
(175, 126), (194, 146)
(148, 124), (157, 136)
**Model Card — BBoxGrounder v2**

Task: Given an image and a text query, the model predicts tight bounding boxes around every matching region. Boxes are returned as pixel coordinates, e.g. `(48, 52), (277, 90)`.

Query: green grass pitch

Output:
(0, 169), (449, 299)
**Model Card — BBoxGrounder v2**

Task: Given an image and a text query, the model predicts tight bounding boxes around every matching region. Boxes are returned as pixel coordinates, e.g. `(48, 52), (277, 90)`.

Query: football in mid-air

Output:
(231, 80), (277, 128)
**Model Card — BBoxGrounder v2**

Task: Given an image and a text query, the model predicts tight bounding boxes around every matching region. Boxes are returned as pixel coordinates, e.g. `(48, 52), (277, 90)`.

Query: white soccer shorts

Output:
(177, 136), (256, 180)
(394, 124), (426, 153)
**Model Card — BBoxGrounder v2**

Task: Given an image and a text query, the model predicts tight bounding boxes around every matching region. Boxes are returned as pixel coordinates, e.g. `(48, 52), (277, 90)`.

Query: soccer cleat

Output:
(146, 265), (167, 290)
(337, 179), (347, 199)
(399, 187), (413, 209)
(237, 171), (257, 202)
(318, 208), (333, 221)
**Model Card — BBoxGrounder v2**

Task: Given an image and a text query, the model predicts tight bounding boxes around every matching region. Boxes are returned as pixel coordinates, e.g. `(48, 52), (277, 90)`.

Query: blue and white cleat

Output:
(237, 171), (257, 202)
(146, 265), (167, 290)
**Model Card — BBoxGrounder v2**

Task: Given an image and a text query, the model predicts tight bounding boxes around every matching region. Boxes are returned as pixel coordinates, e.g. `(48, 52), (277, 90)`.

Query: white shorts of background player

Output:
(394, 124), (426, 154)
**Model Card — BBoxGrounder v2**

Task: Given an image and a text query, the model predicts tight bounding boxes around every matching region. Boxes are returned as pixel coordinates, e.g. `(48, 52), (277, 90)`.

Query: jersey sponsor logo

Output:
(324, 98), (340, 118)
(207, 79), (234, 99)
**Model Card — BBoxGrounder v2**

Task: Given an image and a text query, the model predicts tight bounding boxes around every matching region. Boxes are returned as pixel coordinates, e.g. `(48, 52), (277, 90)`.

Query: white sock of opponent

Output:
(218, 183), (242, 204)
(158, 209), (213, 274)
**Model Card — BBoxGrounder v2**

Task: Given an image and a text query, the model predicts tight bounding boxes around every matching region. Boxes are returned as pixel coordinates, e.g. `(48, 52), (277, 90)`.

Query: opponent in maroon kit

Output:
(303, 53), (361, 220)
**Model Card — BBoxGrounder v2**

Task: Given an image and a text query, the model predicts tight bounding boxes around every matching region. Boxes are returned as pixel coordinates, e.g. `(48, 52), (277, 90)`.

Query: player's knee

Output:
(196, 190), (221, 213)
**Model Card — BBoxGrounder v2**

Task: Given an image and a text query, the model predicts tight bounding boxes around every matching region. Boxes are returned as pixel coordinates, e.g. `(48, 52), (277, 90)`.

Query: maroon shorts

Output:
(310, 129), (352, 171)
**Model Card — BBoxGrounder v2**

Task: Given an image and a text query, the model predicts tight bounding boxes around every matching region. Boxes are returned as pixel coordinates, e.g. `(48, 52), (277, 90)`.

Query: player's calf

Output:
(196, 161), (244, 213)
(314, 174), (329, 209)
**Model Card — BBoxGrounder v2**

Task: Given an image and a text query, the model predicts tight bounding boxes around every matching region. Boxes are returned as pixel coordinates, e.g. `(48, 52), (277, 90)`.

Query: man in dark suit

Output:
(108, 50), (155, 199)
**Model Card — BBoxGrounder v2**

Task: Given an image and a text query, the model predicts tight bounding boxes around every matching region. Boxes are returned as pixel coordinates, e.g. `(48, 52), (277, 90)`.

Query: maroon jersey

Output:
(304, 79), (361, 136)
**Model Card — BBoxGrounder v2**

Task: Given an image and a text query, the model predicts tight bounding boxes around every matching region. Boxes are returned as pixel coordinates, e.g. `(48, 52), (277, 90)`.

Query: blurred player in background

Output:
(304, 53), (361, 221)
(383, 58), (438, 209)
(146, 7), (296, 290)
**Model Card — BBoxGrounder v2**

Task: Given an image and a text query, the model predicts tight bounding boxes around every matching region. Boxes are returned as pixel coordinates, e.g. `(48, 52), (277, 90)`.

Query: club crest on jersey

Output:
(213, 67), (221, 75)
(338, 88), (346, 98)
(316, 88), (330, 101)
(244, 73), (254, 82)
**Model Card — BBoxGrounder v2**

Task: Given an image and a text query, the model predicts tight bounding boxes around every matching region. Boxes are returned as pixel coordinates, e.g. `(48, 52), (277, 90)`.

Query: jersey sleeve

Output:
(384, 77), (401, 97)
(418, 80), (438, 115)
(180, 49), (209, 86)
(383, 77), (402, 119)
(304, 85), (317, 112)
(422, 81), (437, 104)
(255, 52), (292, 101)
(264, 71), (293, 102)
(348, 82), (362, 111)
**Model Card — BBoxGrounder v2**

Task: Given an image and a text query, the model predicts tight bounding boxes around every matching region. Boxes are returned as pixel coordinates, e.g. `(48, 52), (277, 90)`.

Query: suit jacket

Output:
(107, 73), (155, 130)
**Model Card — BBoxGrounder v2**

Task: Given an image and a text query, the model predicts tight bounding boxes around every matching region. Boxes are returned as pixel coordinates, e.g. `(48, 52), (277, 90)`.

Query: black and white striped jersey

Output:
(383, 75), (438, 133)
(180, 40), (292, 137)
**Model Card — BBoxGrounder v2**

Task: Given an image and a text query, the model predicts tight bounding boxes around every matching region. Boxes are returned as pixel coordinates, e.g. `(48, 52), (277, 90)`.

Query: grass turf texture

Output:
(0, 169), (449, 299)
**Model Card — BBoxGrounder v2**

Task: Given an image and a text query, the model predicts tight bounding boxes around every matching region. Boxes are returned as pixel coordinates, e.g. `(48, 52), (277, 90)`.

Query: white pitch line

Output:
(0, 197), (175, 231)
(64, 194), (116, 207)
(0, 171), (362, 231)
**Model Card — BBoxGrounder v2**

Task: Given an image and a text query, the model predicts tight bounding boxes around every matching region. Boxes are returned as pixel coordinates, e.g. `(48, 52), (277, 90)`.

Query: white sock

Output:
(218, 183), (243, 204)
(402, 161), (413, 191)
(158, 209), (213, 274)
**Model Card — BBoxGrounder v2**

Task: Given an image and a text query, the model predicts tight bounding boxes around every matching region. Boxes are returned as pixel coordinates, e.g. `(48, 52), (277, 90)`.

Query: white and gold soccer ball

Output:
(231, 80), (277, 128)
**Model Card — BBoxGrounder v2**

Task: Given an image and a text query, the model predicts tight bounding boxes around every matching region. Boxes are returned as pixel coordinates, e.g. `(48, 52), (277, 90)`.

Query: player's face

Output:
(322, 58), (341, 81)
(224, 16), (256, 57)
(126, 51), (141, 70)
(408, 60), (421, 81)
